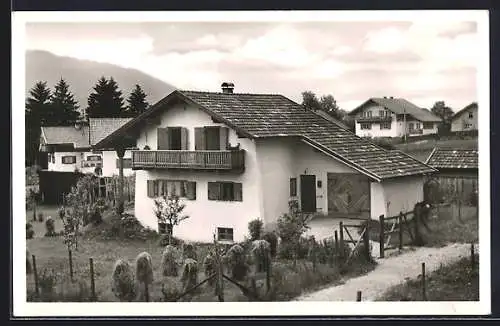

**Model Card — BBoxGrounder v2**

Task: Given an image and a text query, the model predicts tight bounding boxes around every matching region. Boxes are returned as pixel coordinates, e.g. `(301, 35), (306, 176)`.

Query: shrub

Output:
(111, 259), (136, 302)
(248, 219), (264, 241)
(26, 223), (34, 239)
(276, 212), (310, 260)
(44, 217), (56, 237)
(161, 245), (179, 277)
(180, 258), (198, 293)
(262, 231), (278, 257)
(37, 212), (44, 222)
(38, 268), (57, 300)
(225, 244), (248, 281)
(251, 240), (271, 273)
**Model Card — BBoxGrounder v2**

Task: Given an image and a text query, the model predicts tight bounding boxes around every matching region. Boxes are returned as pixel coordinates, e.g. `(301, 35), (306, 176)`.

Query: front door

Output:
(300, 175), (316, 213)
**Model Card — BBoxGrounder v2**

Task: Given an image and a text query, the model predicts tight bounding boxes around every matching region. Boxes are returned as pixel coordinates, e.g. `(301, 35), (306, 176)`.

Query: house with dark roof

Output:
(424, 147), (478, 204)
(95, 83), (437, 243)
(348, 97), (442, 138)
(451, 102), (478, 132)
(39, 118), (134, 177)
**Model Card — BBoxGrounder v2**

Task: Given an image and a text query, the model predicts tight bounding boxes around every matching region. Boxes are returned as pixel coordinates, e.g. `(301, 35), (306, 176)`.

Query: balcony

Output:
(131, 150), (245, 172)
(356, 116), (392, 123)
(408, 129), (423, 135)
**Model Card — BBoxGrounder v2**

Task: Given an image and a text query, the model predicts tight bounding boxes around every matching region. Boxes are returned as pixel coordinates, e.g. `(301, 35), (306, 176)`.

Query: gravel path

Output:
(294, 243), (475, 302)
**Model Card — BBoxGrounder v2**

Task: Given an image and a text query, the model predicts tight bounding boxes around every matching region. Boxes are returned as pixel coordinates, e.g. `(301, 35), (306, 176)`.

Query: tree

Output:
(125, 84), (149, 117)
(153, 193), (189, 241)
(301, 90), (348, 127)
(301, 91), (322, 111)
(431, 101), (455, 135)
(319, 94), (343, 121)
(50, 78), (81, 125)
(86, 77), (126, 118)
(25, 81), (52, 166)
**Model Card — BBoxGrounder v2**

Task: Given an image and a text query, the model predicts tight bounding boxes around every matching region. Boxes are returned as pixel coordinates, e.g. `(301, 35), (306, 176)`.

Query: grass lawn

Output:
(26, 205), (64, 237)
(377, 255), (479, 301)
(26, 206), (376, 302)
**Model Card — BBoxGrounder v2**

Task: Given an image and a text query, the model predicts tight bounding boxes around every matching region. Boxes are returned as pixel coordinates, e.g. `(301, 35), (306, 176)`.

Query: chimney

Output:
(221, 82), (234, 94)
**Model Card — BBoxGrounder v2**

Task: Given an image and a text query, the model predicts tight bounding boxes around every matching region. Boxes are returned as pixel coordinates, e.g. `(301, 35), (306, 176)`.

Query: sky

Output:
(25, 19), (480, 112)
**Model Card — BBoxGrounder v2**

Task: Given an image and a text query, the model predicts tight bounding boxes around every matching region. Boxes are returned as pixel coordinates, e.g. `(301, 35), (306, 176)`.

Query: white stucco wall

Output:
(101, 150), (134, 177)
(133, 103), (262, 243)
(451, 106), (478, 132)
(382, 175), (424, 217)
(353, 104), (398, 138)
(370, 182), (386, 219)
(48, 151), (89, 173)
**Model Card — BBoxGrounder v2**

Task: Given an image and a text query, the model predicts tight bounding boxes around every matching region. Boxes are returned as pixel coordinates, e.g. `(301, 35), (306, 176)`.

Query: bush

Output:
(120, 215), (158, 240)
(248, 219), (264, 241)
(37, 212), (44, 222)
(276, 212), (310, 259)
(161, 245), (179, 277)
(111, 259), (136, 302)
(44, 217), (56, 237)
(262, 231), (278, 257)
(38, 268), (57, 300)
(26, 223), (34, 239)
(158, 233), (183, 247)
(225, 244), (248, 281)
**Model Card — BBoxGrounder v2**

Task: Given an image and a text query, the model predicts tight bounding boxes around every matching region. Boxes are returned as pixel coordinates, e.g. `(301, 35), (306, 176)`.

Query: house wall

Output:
(382, 175), (424, 217)
(48, 151), (90, 173)
(370, 182), (386, 218)
(451, 106), (479, 132)
(354, 104), (399, 138)
(101, 150), (134, 177)
(133, 103), (262, 243)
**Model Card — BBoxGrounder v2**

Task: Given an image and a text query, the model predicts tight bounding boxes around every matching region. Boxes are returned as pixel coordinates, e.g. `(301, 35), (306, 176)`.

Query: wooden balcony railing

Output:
(356, 116), (393, 123)
(132, 150), (245, 172)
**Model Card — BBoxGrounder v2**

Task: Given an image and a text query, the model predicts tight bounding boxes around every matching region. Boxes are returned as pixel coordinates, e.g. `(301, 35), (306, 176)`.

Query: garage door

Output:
(327, 173), (370, 218)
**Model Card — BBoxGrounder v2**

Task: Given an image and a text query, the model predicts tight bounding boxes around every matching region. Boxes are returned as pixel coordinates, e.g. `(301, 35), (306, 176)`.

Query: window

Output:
(360, 123), (372, 130)
(290, 178), (297, 197)
(415, 122), (421, 129)
(469, 112), (474, 119)
(62, 156), (76, 164)
(380, 122), (391, 130)
(157, 127), (189, 150)
(208, 182), (243, 201)
(147, 180), (196, 200)
(465, 123), (473, 129)
(116, 158), (132, 169)
(367, 111), (372, 117)
(87, 155), (101, 162)
(385, 110), (391, 117)
(51, 154), (55, 163)
(194, 126), (229, 150)
(379, 110), (385, 117)
(423, 122), (434, 129)
(217, 227), (234, 242)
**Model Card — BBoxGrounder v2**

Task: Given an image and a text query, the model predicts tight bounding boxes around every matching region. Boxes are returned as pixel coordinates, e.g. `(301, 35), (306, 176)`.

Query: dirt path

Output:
(294, 243), (475, 301)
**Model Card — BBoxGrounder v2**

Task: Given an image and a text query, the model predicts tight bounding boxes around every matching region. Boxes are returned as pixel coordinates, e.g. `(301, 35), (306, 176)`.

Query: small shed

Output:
(424, 147), (478, 205)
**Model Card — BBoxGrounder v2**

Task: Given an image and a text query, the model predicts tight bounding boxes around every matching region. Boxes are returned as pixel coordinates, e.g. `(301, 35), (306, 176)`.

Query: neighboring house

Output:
(95, 83), (437, 243)
(424, 147), (478, 203)
(39, 118), (135, 177)
(451, 102), (478, 132)
(348, 97), (442, 138)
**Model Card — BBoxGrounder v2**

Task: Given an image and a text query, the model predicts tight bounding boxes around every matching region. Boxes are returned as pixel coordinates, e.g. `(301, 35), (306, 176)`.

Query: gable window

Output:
(62, 156), (76, 164)
(147, 179), (196, 200)
(360, 123), (371, 130)
(290, 177), (297, 197)
(208, 181), (243, 201)
(423, 122), (434, 129)
(469, 112), (474, 119)
(116, 158), (132, 169)
(217, 227), (234, 242)
(157, 127), (189, 150)
(194, 126), (229, 151)
(380, 122), (391, 130)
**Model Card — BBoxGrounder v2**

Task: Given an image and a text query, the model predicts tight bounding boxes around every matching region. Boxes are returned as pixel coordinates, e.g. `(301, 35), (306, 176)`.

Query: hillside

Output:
(25, 50), (177, 111)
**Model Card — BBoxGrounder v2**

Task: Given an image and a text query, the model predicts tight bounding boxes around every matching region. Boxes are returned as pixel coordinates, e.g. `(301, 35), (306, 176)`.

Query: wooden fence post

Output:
(334, 230), (339, 253)
(363, 223), (370, 260)
(421, 262), (427, 301)
(471, 242), (476, 270)
(68, 248), (73, 281)
(144, 281), (150, 302)
(32, 254), (39, 296)
(339, 222), (345, 258)
(89, 258), (96, 301)
(398, 213), (404, 251)
(379, 215), (385, 258)
(356, 290), (362, 301)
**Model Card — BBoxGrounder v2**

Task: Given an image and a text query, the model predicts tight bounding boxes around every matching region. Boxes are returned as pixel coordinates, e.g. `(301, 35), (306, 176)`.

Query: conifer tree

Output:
(125, 84), (149, 117)
(86, 77), (125, 118)
(50, 78), (81, 124)
(25, 81), (52, 165)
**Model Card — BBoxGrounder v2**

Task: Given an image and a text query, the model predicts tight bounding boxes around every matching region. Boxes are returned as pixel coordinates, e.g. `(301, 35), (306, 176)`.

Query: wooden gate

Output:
(327, 173), (370, 218)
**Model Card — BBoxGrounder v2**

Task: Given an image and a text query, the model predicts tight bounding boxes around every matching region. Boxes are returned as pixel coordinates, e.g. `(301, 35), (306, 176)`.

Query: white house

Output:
(39, 118), (135, 177)
(348, 97), (442, 138)
(451, 102), (478, 132)
(95, 83), (437, 243)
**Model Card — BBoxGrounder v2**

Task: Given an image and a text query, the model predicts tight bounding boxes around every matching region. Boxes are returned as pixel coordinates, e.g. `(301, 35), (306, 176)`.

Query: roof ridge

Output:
(179, 89), (290, 97)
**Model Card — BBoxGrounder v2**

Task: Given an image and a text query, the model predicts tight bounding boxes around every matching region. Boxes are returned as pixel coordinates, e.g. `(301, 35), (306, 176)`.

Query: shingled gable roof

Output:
(349, 97), (441, 122)
(94, 90), (437, 181)
(89, 118), (133, 145)
(40, 125), (91, 149)
(451, 102), (478, 121)
(425, 147), (478, 170)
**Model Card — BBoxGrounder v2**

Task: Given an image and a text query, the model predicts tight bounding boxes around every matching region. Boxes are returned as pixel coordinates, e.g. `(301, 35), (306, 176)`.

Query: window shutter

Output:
(147, 180), (154, 198)
(153, 180), (159, 197)
(181, 127), (189, 150)
(186, 181), (196, 200)
(158, 180), (164, 196)
(157, 127), (169, 150)
(233, 183), (243, 201)
(219, 127), (229, 150)
(208, 182), (220, 200)
(290, 178), (297, 196)
(194, 127), (205, 150)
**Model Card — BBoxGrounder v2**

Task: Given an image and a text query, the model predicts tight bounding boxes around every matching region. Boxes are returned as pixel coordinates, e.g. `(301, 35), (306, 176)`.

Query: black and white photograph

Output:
(12, 10), (490, 316)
